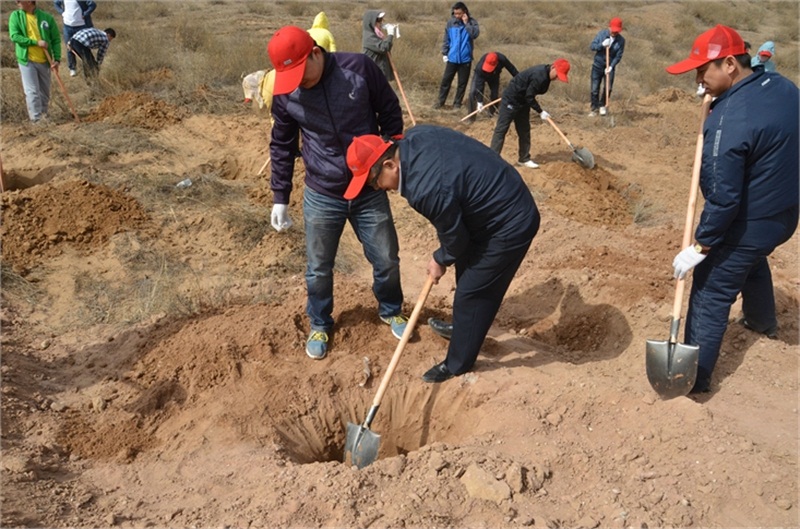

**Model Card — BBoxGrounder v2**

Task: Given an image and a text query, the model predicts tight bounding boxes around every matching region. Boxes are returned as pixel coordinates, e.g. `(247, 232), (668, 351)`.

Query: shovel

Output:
(387, 52), (416, 127)
(460, 97), (501, 122)
(44, 49), (80, 123)
(344, 275), (434, 469)
(604, 46), (611, 113)
(544, 116), (595, 169)
(646, 94), (712, 399)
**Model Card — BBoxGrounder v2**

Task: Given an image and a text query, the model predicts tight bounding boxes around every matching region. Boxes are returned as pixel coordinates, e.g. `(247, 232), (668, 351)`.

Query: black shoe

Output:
(428, 318), (453, 340)
(740, 318), (778, 339)
(422, 361), (454, 383)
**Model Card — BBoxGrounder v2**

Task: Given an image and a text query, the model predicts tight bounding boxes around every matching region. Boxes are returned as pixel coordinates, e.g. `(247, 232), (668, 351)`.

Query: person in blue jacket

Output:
(666, 25), (799, 394)
(588, 17), (625, 116)
(266, 25), (408, 360)
(344, 125), (540, 383)
(466, 51), (518, 122)
(751, 41), (776, 72)
(53, 0), (96, 77)
(435, 2), (479, 109)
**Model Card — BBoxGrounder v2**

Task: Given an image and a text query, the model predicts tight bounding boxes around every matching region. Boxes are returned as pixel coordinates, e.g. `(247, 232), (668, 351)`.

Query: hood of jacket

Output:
(362, 10), (382, 33)
(756, 41), (775, 56)
(311, 11), (329, 30)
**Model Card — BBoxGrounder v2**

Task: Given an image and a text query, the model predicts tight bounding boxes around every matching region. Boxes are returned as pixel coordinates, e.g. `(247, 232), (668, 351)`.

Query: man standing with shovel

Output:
(589, 17), (624, 117)
(665, 24), (799, 394)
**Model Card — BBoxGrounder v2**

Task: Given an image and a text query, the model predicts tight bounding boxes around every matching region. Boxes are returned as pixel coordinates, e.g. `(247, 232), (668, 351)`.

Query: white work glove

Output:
(602, 37), (613, 48)
(605, 66), (613, 74)
(696, 83), (706, 97)
(270, 204), (293, 232)
(673, 245), (707, 279)
(540, 110), (551, 121)
(476, 102), (484, 112)
(394, 25), (401, 38)
(442, 55), (448, 63)
(384, 23), (398, 38)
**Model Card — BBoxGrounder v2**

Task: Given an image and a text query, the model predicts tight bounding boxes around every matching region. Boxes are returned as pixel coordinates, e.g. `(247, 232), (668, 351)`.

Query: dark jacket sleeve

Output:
(269, 96), (300, 205)
(53, 1), (65, 14)
(499, 53), (518, 76)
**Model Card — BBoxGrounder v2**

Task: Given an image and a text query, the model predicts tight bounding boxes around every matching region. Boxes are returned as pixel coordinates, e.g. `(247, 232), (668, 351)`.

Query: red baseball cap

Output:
(552, 58), (570, 82)
(759, 50), (772, 58)
(267, 26), (314, 95)
(482, 52), (498, 73)
(610, 17), (623, 32)
(344, 135), (394, 200)
(666, 24), (746, 75)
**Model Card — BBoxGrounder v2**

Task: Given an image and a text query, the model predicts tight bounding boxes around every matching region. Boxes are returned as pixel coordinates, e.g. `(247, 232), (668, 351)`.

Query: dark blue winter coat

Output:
(696, 70), (799, 247)
(398, 125), (539, 266)
(270, 52), (403, 204)
(590, 29), (624, 69)
(501, 65), (551, 114)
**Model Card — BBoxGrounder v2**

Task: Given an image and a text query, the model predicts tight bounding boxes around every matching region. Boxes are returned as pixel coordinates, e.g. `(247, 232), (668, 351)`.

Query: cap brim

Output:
(665, 57), (708, 75)
(557, 72), (568, 82)
(273, 60), (307, 95)
(343, 172), (368, 200)
(482, 63), (495, 72)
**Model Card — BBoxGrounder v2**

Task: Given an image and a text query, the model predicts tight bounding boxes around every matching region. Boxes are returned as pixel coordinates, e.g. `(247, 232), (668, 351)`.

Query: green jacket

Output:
(8, 8), (61, 65)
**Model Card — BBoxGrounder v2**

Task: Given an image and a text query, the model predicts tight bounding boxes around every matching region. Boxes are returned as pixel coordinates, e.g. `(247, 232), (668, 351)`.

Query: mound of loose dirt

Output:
(1, 179), (148, 273)
(85, 91), (187, 130)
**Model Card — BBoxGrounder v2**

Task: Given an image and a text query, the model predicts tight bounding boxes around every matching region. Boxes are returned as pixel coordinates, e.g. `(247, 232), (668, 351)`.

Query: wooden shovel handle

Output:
(544, 116), (574, 149)
(387, 52), (416, 127)
(371, 275), (435, 408)
(44, 49), (80, 123)
(672, 94), (713, 321)
(605, 46), (610, 108)
(460, 97), (502, 122)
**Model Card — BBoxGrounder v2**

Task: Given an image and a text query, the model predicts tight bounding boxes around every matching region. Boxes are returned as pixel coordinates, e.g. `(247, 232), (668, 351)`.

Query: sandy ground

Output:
(1, 2), (799, 526)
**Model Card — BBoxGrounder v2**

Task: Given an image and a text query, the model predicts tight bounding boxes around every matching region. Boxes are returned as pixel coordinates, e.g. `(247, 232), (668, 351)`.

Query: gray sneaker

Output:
(381, 314), (408, 340)
(306, 330), (329, 359)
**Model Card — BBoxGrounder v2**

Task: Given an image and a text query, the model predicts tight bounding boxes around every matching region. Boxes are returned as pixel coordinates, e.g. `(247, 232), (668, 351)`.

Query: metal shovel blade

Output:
(344, 421), (381, 469)
(572, 146), (595, 169)
(645, 339), (699, 399)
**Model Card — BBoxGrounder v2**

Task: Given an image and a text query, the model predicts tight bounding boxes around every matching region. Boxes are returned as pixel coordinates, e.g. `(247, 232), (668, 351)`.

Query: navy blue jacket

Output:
(590, 29), (624, 69)
(270, 52), (403, 204)
(399, 125), (539, 266)
(53, 0), (96, 27)
(697, 70), (799, 247)
(442, 12), (479, 64)
(501, 65), (551, 114)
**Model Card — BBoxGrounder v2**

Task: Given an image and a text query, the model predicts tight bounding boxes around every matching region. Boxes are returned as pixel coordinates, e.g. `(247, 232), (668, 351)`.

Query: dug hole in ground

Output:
(2, 8), (798, 529)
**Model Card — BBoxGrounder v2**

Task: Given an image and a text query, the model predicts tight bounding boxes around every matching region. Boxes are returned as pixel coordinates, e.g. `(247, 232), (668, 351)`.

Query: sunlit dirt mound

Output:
(85, 91), (187, 130)
(1, 179), (147, 274)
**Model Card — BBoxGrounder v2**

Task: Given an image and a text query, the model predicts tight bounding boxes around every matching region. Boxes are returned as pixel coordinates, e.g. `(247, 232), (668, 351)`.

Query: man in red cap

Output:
(666, 25), (799, 394)
(466, 51), (518, 122)
(489, 59), (569, 169)
(266, 25), (408, 360)
(344, 125), (540, 383)
(588, 17), (625, 117)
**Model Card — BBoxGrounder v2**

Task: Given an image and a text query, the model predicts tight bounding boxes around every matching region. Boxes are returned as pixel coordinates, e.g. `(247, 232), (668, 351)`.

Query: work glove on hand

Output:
(605, 66), (613, 74)
(602, 37), (613, 47)
(270, 204), (293, 232)
(673, 245), (707, 279)
(540, 110), (551, 121)
(696, 84), (706, 97)
(476, 102), (484, 112)
(384, 23), (398, 38)
(442, 55), (448, 63)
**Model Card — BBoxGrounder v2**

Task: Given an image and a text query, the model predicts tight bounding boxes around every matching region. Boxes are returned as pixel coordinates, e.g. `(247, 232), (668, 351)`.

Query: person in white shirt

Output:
(53, 0), (95, 77)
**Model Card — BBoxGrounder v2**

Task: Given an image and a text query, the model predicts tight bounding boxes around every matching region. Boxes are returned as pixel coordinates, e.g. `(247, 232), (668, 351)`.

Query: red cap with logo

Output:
(610, 17), (623, 32)
(666, 24), (746, 75)
(267, 26), (314, 95)
(344, 135), (394, 200)
(552, 58), (570, 82)
(482, 52), (499, 73)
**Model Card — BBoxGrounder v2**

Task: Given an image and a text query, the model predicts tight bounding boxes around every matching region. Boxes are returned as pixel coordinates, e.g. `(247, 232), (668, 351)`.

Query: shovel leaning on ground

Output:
(544, 116), (595, 169)
(645, 94), (712, 399)
(44, 49), (80, 123)
(344, 275), (434, 469)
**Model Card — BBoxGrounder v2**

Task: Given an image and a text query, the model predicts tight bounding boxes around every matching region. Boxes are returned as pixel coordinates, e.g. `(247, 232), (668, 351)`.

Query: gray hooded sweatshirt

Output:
(361, 9), (394, 82)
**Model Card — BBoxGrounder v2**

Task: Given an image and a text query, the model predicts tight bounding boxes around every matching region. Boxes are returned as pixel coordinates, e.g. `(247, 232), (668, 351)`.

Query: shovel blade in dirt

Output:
(571, 146), (595, 169)
(344, 419), (380, 469)
(645, 336), (698, 399)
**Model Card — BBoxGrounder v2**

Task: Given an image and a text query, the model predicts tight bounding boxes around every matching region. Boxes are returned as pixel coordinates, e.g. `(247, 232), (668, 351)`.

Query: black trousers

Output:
(490, 101), (532, 164)
(68, 39), (98, 79)
(445, 212), (540, 375)
(467, 76), (500, 118)
(438, 61), (471, 107)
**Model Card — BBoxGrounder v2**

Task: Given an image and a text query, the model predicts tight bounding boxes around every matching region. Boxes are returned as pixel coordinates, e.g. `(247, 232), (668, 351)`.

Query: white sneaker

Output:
(518, 160), (539, 169)
(599, 106), (607, 116)
(588, 110), (597, 117)
(69, 69), (77, 77)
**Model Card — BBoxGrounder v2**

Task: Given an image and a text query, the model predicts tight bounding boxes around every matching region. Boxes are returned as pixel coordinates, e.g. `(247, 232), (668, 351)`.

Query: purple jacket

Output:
(269, 52), (403, 204)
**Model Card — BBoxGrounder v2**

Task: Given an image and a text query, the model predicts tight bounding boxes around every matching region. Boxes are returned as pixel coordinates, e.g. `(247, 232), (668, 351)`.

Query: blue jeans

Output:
(590, 62), (615, 110)
(303, 187), (403, 332)
(685, 206), (798, 389)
